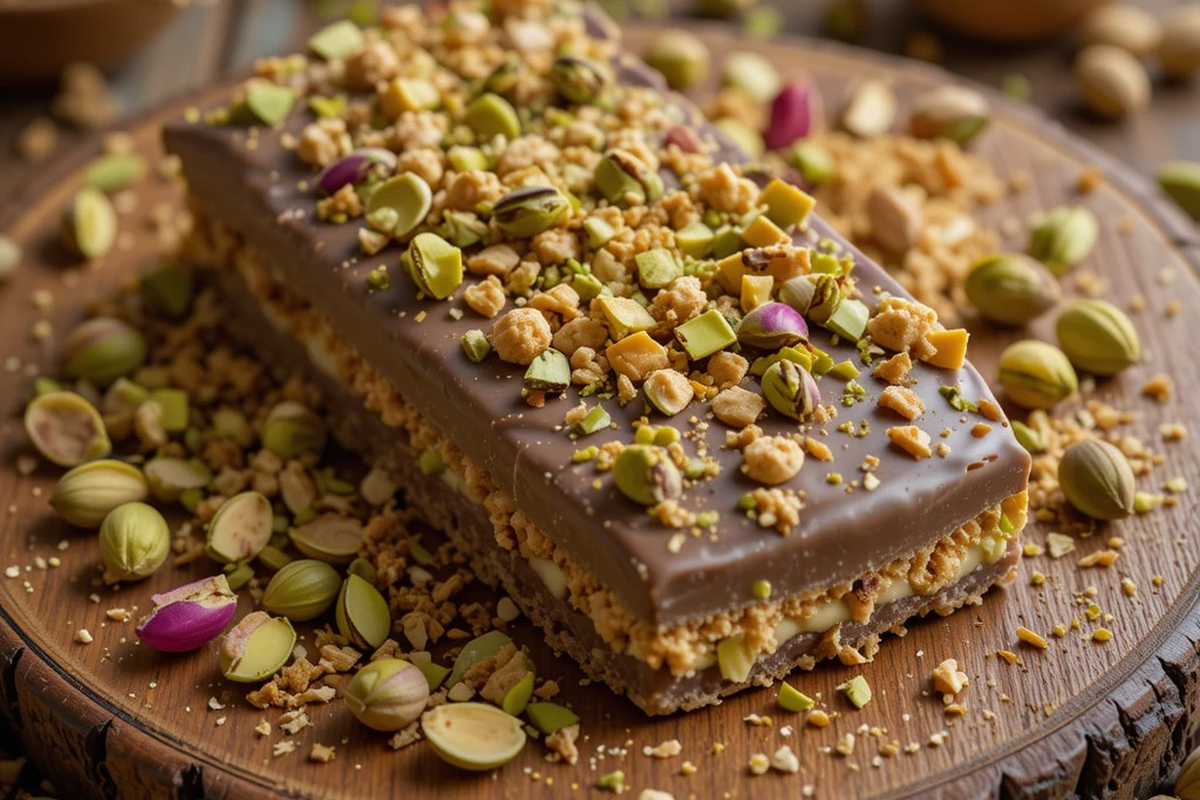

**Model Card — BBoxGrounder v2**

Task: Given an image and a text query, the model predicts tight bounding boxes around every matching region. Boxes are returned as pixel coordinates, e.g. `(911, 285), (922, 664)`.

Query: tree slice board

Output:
(2, 23), (1199, 800)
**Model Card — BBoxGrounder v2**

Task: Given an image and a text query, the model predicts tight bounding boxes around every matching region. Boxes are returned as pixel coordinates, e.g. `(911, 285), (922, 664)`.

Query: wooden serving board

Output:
(2, 24), (1199, 800)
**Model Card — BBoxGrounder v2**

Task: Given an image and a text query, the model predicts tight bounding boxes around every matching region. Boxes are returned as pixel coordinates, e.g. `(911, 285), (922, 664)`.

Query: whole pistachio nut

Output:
(336, 573), (392, 650)
(144, 456), (212, 502)
(220, 611), (296, 682)
(1058, 439), (1135, 520)
(1073, 44), (1150, 119)
(344, 658), (431, 732)
(61, 186), (117, 260)
(1055, 299), (1140, 376)
(51, 459), (148, 528)
(25, 391), (111, 467)
(550, 55), (608, 105)
(908, 85), (989, 146)
(83, 152), (147, 193)
(136, 574), (238, 653)
(99, 501), (170, 583)
(261, 559), (341, 621)
(406, 231), (463, 299)
(262, 401), (327, 460)
(737, 302), (809, 350)
(997, 340), (1078, 410)
(761, 359), (821, 421)
(207, 491), (274, 564)
(492, 186), (569, 239)
(1027, 206), (1098, 275)
(1157, 160), (1200, 220)
(289, 515), (364, 565)
(318, 148), (396, 196)
(1157, 5), (1200, 78)
(140, 265), (195, 321)
(422, 702), (527, 771)
(643, 29), (710, 90)
(595, 149), (663, 207)
(612, 444), (682, 507)
(365, 173), (433, 240)
(63, 316), (148, 388)
(804, 274), (843, 325)
(964, 253), (1060, 325)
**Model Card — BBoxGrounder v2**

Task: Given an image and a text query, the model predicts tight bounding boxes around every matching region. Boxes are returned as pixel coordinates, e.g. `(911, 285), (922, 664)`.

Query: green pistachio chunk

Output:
(839, 675), (872, 708)
(550, 55), (608, 104)
(635, 248), (681, 289)
(148, 387), (189, 432)
(144, 457), (211, 502)
(407, 232), (463, 299)
(263, 401), (327, 460)
(220, 611), (295, 682)
(461, 329), (492, 363)
(595, 149), (662, 207)
(823, 297), (869, 342)
(140, 265), (195, 321)
(1157, 160), (1200, 219)
(575, 406), (611, 436)
(62, 186), (117, 260)
(792, 141), (834, 185)
(493, 186), (569, 238)
(674, 309), (737, 360)
(308, 19), (363, 60)
(716, 635), (754, 683)
(612, 445), (682, 506)
(526, 701), (580, 735)
(1027, 206), (1098, 275)
(465, 92), (521, 141)
(524, 348), (571, 393)
(83, 153), (146, 193)
(595, 295), (656, 339)
(674, 221), (714, 258)
(777, 682), (815, 712)
(366, 173), (433, 240)
(583, 216), (616, 248)
(244, 84), (296, 126)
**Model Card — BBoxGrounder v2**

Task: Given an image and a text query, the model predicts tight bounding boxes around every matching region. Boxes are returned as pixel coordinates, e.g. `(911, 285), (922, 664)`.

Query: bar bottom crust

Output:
(187, 205), (1026, 714)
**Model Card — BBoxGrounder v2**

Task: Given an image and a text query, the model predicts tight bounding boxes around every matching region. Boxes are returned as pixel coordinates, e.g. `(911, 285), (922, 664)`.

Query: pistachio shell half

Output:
(422, 702), (527, 771)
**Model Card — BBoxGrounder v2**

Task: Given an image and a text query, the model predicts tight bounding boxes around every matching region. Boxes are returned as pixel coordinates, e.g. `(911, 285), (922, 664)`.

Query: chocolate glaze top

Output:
(164, 20), (1030, 628)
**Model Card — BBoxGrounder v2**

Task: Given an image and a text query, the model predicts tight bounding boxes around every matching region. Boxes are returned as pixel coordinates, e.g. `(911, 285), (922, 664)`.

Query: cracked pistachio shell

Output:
(1058, 439), (1135, 521)
(289, 515), (364, 565)
(99, 502), (170, 583)
(262, 401), (327, 460)
(612, 445), (682, 507)
(63, 317), (148, 388)
(761, 360), (821, 421)
(51, 459), (148, 528)
(1027, 206), (1098, 275)
(261, 559), (341, 622)
(550, 55), (608, 104)
(62, 186), (117, 260)
(136, 575), (238, 653)
(737, 302), (809, 350)
(493, 186), (569, 239)
(997, 340), (1078, 410)
(1055, 299), (1140, 376)
(345, 658), (430, 732)
(25, 391), (111, 467)
(365, 173), (433, 240)
(207, 491), (273, 564)
(220, 611), (296, 682)
(422, 702), (527, 771)
(336, 574), (391, 650)
(965, 253), (1060, 325)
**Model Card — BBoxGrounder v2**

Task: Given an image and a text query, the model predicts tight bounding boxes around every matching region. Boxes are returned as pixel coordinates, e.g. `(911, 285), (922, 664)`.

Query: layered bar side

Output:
(166, 1), (1031, 712)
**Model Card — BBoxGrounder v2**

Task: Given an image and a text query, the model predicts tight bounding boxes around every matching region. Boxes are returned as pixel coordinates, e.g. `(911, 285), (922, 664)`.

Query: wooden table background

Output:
(1, 2), (1199, 798)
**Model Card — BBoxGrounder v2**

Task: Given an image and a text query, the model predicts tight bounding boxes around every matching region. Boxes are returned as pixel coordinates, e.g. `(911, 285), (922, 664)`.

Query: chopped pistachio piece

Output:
(220, 611), (296, 682)
(526, 701), (580, 735)
(576, 406), (611, 435)
(750, 579), (772, 599)
(493, 186), (569, 239)
(366, 173), (433, 240)
(243, 84), (296, 126)
(595, 149), (662, 207)
(777, 682), (815, 712)
(207, 491), (273, 564)
(595, 295), (657, 339)
(613, 445), (682, 506)
(407, 232), (463, 299)
(674, 309), (737, 360)
(414, 659), (451, 692)
(824, 297), (869, 342)
(524, 348), (570, 393)
(792, 141), (834, 185)
(144, 457), (211, 502)
(716, 635), (754, 683)
(760, 178), (816, 230)
(422, 702), (527, 771)
(289, 516), (364, 565)
(839, 675), (872, 708)
(263, 401), (327, 459)
(308, 19), (363, 60)
(465, 92), (521, 141)
(140, 265), (195, 320)
(83, 152), (146, 193)
(62, 186), (117, 260)
(148, 387), (189, 433)
(583, 216), (616, 248)
(447, 630), (512, 688)
(635, 248), (682, 289)
(501, 671), (536, 717)
(461, 329), (491, 363)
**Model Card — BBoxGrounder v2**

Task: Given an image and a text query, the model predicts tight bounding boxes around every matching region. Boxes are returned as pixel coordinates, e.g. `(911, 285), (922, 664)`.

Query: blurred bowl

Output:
(0, 0), (182, 84)
(914, 0), (1117, 43)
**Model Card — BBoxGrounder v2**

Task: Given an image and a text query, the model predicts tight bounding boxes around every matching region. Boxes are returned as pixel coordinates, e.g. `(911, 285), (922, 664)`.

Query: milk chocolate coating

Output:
(164, 43), (1030, 628)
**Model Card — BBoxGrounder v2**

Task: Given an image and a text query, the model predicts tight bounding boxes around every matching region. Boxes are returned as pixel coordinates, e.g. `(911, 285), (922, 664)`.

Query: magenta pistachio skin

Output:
(316, 148), (396, 195)
(763, 80), (821, 151)
(737, 302), (810, 349)
(135, 575), (238, 653)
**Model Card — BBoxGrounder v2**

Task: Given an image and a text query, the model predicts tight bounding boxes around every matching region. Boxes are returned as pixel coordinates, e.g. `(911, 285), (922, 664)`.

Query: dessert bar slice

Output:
(166, 1), (1030, 714)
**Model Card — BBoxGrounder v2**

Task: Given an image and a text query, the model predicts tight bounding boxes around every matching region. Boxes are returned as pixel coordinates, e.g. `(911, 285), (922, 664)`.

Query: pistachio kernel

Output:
(464, 92), (521, 141)
(1027, 206), (1098, 275)
(406, 232), (463, 299)
(761, 360), (821, 421)
(220, 611), (296, 682)
(98, 501), (170, 583)
(261, 559), (342, 622)
(262, 401), (327, 460)
(61, 186), (117, 260)
(643, 29), (710, 90)
(336, 573), (392, 650)
(365, 173), (433, 240)
(492, 186), (570, 239)
(595, 149), (662, 207)
(422, 702), (527, 771)
(549, 55), (608, 105)
(612, 444), (683, 506)
(345, 659), (430, 732)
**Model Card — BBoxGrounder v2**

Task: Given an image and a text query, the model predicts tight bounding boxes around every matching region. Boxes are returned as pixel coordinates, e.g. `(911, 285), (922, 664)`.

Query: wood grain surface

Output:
(2, 21), (1200, 800)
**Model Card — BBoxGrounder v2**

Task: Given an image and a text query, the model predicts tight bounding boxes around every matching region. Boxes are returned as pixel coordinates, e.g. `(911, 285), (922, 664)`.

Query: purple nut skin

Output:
(763, 81), (822, 151)
(135, 574), (238, 653)
(737, 301), (810, 350)
(316, 148), (397, 195)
